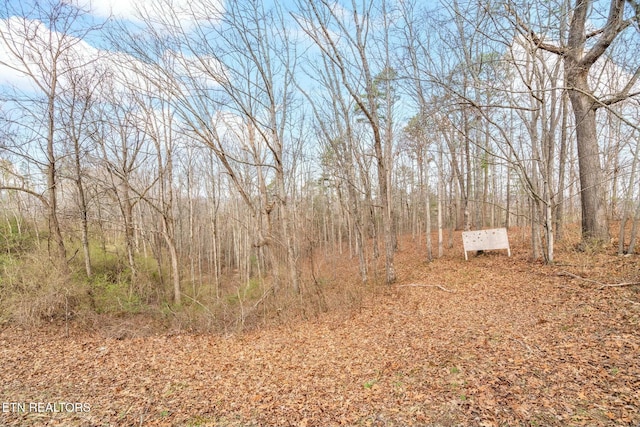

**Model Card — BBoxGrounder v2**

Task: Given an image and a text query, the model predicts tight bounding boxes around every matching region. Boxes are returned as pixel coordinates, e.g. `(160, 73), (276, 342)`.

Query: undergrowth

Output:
(0, 219), (371, 334)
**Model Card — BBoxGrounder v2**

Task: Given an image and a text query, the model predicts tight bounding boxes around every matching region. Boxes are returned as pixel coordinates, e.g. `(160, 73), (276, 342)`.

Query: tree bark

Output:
(511, 0), (636, 244)
(47, 76), (69, 274)
(565, 70), (610, 242)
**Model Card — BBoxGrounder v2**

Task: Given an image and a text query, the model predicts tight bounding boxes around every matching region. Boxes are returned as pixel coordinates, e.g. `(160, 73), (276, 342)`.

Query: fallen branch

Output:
(399, 284), (456, 293)
(557, 270), (606, 286)
(557, 271), (640, 290)
(510, 337), (539, 354)
(597, 281), (640, 290)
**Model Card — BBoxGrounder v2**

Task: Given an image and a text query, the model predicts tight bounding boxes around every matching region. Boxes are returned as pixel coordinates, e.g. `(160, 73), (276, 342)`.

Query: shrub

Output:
(0, 249), (88, 326)
(90, 273), (142, 314)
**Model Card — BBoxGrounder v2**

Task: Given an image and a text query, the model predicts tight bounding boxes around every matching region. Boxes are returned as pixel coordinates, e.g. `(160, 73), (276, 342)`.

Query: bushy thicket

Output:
(0, 217), (367, 333)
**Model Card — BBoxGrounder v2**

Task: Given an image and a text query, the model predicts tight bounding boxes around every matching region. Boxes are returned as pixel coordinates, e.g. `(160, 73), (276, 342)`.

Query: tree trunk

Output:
(80, 189), (92, 278)
(618, 133), (640, 254)
(73, 136), (92, 278)
(555, 93), (569, 241)
(425, 160), (432, 262)
(162, 222), (181, 306)
(438, 140), (444, 258)
(565, 71), (609, 242)
(47, 93), (68, 274)
(123, 186), (137, 280)
(562, 0), (628, 244)
(627, 197), (640, 254)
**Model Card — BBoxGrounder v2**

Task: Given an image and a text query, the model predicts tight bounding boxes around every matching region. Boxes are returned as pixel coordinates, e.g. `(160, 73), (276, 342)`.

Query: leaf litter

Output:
(1, 231), (639, 426)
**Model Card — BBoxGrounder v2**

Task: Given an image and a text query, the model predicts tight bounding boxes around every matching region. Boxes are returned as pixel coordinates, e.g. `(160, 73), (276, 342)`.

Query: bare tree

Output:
(0, 0), (103, 273)
(112, 0), (304, 294)
(57, 59), (109, 278)
(91, 79), (150, 286)
(140, 91), (182, 305)
(504, 34), (566, 262)
(298, 55), (369, 281)
(294, 0), (397, 283)
(510, 0), (640, 243)
(618, 131), (640, 253)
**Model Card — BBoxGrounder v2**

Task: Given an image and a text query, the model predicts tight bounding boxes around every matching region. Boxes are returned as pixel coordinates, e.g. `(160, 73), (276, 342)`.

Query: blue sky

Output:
(0, 0), (444, 136)
(0, 0), (439, 89)
(0, 0), (225, 88)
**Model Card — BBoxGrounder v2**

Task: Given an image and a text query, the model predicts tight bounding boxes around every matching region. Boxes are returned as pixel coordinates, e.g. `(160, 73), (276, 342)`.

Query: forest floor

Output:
(1, 228), (639, 427)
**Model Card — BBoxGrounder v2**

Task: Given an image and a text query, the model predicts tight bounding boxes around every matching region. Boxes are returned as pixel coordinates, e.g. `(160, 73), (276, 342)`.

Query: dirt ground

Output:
(1, 229), (639, 426)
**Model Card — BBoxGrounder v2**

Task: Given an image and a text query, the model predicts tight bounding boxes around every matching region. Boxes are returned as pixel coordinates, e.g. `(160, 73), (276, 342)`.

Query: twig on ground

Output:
(399, 284), (456, 293)
(555, 284), (581, 291)
(557, 271), (640, 290)
(510, 337), (537, 353)
(597, 281), (640, 289)
(557, 270), (606, 286)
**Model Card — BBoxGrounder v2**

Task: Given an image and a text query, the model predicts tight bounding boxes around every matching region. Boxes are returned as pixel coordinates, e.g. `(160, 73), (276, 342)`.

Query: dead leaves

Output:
(1, 236), (639, 426)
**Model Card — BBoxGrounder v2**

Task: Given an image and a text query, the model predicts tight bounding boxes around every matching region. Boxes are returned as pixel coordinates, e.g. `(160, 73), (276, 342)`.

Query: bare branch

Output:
(505, 2), (566, 56)
(0, 185), (49, 207)
(597, 65), (640, 108)
(600, 282), (640, 289)
(580, 0), (629, 67)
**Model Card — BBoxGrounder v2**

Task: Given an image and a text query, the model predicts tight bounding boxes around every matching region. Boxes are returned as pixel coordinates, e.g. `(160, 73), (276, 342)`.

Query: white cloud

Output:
(0, 16), (106, 92)
(0, 41), (35, 90)
(0, 14), (225, 102)
(71, 0), (224, 29)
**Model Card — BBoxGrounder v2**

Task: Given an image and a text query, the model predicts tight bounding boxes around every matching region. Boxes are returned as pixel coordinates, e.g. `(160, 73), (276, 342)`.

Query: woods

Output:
(1, 0), (639, 326)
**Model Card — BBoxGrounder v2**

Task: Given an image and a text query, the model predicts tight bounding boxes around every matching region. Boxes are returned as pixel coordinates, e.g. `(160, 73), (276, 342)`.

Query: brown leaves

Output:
(1, 236), (640, 426)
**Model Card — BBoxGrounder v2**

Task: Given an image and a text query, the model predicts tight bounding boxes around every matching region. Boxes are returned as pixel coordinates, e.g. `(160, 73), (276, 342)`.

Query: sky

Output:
(3, 0), (636, 130)
(0, 0), (403, 115)
(0, 0), (226, 91)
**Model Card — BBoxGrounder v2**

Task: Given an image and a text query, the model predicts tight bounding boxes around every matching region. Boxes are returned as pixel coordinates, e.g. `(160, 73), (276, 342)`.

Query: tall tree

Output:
(114, 0), (303, 292)
(295, 0), (397, 283)
(58, 58), (108, 278)
(511, 0), (640, 243)
(298, 52), (371, 282)
(0, 0), (101, 273)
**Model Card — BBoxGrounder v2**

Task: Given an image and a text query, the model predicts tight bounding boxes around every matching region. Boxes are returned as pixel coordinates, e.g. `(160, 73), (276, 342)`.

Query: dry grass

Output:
(0, 249), (82, 326)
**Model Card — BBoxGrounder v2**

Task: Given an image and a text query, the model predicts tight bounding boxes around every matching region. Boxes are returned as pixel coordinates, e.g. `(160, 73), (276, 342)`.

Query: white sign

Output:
(462, 228), (511, 260)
